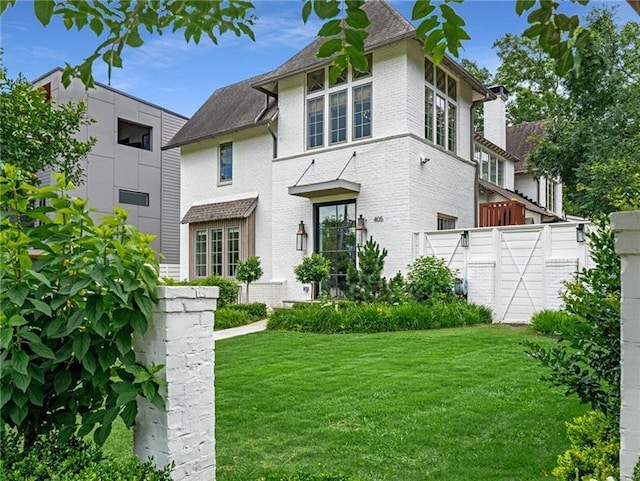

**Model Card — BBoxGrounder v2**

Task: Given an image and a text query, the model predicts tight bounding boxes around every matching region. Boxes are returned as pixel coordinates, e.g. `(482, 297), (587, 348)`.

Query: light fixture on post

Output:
(460, 230), (469, 248)
(356, 214), (367, 246)
(296, 220), (307, 251)
(576, 223), (586, 243)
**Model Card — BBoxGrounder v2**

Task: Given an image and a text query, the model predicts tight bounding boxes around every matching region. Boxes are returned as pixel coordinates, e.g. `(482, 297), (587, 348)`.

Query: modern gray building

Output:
(33, 68), (187, 266)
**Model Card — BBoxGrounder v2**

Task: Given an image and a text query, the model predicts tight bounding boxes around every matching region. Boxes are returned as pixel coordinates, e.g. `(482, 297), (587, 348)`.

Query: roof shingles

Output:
(181, 197), (257, 224)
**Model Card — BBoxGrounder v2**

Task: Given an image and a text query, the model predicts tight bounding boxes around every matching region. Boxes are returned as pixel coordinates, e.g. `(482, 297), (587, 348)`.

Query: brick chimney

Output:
(483, 85), (509, 150)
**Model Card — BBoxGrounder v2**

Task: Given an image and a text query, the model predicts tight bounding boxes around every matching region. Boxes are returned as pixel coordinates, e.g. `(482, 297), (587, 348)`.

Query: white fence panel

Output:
(413, 223), (592, 323)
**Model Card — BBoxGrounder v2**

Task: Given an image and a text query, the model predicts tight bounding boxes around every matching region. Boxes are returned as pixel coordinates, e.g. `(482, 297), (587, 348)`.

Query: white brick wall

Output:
(239, 281), (286, 308)
(611, 210), (640, 481)
(134, 286), (218, 481)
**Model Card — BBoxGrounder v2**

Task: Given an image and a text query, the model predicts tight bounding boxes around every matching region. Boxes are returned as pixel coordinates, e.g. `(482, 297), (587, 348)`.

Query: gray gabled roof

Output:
(181, 197), (258, 224)
(474, 133), (521, 164)
(163, 73), (277, 150)
(506, 121), (548, 174)
(254, 1), (414, 87)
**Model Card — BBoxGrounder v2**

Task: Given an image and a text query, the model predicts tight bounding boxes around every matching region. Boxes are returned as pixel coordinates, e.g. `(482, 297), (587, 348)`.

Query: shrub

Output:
(294, 253), (331, 300)
(634, 456), (640, 481)
(406, 256), (456, 302)
(0, 429), (173, 481)
(552, 411), (619, 481)
(162, 275), (239, 308)
(530, 309), (588, 337)
(524, 217), (620, 416)
(346, 237), (388, 302)
(215, 303), (266, 330)
(0, 166), (164, 447)
(268, 300), (491, 334)
(387, 271), (409, 304)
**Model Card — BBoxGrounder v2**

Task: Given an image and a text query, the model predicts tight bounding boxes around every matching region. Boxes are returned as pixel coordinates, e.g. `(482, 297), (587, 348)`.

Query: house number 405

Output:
(374, 216), (383, 222)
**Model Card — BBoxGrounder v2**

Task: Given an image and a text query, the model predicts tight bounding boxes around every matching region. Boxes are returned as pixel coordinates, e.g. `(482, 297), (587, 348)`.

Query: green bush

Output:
(0, 429), (172, 481)
(226, 302), (268, 319)
(214, 303), (266, 330)
(162, 275), (239, 308)
(552, 410), (619, 481)
(530, 309), (588, 337)
(634, 456), (640, 481)
(346, 237), (388, 303)
(267, 300), (492, 334)
(406, 256), (456, 302)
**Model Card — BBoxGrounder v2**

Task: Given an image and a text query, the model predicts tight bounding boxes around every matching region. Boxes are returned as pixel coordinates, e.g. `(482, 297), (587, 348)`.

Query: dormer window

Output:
(306, 54), (373, 150)
(425, 58), (457, 153)
(475, 145), (506, 187)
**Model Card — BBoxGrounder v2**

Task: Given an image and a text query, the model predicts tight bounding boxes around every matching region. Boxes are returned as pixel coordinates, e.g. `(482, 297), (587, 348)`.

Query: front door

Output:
(315, 201), (356, 297)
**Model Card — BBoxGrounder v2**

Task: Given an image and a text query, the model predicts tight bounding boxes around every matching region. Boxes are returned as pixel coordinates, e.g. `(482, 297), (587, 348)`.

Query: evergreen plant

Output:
(346, 237), (388, 303)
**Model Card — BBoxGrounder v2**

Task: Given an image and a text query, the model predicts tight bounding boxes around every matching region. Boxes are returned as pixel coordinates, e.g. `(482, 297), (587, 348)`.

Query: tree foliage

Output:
(524, 217), (620, 416)
(0, 164), (165, 448)
(0, 0), (624, 88)
(345, 237), (388, 303)
(0, 67), (95, 186)
(236, 255), (263, 303)
(527, 8), (640, 217)
(294, 253), (331, 300)
(405, 256), (456, 303)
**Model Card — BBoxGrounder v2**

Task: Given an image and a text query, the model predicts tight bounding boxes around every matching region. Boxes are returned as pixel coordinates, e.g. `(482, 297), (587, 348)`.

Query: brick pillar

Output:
(611, 211), (640, 480)
(133, 286), (218, 481)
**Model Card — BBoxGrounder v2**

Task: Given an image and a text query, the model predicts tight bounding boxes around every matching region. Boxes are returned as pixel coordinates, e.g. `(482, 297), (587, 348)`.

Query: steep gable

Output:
(506, 121), (547, 174)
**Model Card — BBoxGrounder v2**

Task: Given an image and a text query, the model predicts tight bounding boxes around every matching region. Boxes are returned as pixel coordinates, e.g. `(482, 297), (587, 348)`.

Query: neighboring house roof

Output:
(181, 197), (258, 224)
(164, 73), (277, 150)
(506, 121), (547, 174)
(33, 67), (189, 121)
(479, 179), (561, 221)
(473, 133), (521, 164)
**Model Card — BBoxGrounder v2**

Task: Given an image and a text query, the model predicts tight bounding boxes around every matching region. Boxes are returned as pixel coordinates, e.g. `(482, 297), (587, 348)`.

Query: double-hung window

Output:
(306, 54), (372, 149)
(425, 58), (457, 153)
(193, 225), (242, 278)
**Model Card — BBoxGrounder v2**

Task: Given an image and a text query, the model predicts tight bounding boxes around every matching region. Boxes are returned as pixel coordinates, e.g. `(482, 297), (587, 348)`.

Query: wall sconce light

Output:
(356, 214), (368, 246)
(460, 230), (469, 248)
(576, 223), (585, 243)
(296, 220), (308, 251)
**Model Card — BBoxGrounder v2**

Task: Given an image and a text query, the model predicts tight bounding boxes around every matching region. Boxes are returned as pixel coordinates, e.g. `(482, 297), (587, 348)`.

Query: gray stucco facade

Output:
(33, 68), (187, 264)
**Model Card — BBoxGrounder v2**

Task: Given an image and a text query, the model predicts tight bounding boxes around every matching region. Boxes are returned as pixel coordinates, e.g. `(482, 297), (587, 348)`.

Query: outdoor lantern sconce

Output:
(296, 220), (308, 251)
(460, 230), (469, 248)
(576, 223), (586, 243)
(356, 214), (368, 246)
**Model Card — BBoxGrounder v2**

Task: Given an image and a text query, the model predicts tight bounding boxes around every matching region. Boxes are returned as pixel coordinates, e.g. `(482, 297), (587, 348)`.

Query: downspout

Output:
(471, 100), (481, 227)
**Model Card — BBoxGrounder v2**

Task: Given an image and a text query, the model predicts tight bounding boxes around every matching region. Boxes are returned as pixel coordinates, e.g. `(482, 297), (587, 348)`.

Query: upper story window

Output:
(306, 54), (372, 150)
(118, 119), (152, 151)
(437, 214), (457, 230)
(424, 58), (457, 153)
(219, 142), (233, 184)
(546, 178), (557, 212)
(475, 145), (506, 187)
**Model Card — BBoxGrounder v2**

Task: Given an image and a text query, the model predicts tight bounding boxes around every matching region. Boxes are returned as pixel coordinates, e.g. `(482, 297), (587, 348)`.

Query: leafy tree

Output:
(0, 165), (165, 448)
(405, 256), (456, 303)
(492, 33), (568, 124)
(345, 237), (388, 303)
(235, 256), (263, 303)
(294, 253), (331, 301)
(527, 8), (640, 217)
(459, 58), (493, 132)
(2, 0), (633, 88)
(0, 67), (95, 186)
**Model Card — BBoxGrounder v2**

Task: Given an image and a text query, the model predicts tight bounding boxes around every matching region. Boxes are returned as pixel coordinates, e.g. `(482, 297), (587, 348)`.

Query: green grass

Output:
(215, 326), (586, 481)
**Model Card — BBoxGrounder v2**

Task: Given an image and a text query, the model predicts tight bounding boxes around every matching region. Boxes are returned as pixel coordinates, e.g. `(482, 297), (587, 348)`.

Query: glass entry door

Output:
(315, 201), (356, 297)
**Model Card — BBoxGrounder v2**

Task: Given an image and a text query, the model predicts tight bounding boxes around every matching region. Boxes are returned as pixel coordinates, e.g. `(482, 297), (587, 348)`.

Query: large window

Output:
(475, 145), (506, 187)
(191, 221), (253, 278)
(219, 142), (233, 184)
(424, 58), (457, 153)
(118, 119), (152, 151)
(306, 54), (372, 149)
(315, 201), (356, 297)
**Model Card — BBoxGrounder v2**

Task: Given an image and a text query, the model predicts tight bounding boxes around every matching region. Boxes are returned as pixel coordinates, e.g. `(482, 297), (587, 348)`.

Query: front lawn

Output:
(215, 325), (586, 480)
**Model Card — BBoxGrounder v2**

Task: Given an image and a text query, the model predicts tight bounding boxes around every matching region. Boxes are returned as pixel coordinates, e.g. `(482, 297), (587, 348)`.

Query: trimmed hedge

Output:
(267, 300), (492, 334)
(162, 275), (239, 308)
(530, 309), (588, 338)
(0, 429), (172, 481)
(215, 303), (267, 330)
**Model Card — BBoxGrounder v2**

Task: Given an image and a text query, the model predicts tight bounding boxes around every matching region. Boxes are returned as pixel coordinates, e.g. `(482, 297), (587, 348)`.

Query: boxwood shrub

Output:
(162, 275), (239, 308)
(530, 309), (588, 338)
(267, 300), (492, 334)
(215, 303), (267, 330)
(0, 429), (172, 481)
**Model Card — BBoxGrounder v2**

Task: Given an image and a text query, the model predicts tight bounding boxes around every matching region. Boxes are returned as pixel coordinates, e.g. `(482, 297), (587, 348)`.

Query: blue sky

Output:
(1, 1), (636, 117)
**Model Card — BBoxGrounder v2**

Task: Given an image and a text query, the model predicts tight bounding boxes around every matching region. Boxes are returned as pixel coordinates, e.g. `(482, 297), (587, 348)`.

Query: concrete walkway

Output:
(213, 319), (268, 341)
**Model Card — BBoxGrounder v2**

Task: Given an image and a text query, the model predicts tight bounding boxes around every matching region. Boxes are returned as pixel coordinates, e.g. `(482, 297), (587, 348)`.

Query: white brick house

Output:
(166, 0), (562, 305)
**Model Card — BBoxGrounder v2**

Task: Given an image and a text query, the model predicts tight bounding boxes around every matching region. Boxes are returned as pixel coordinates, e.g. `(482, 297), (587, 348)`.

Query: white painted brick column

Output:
(611, 210), (640, 480)
(134, 286), (218, 481)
